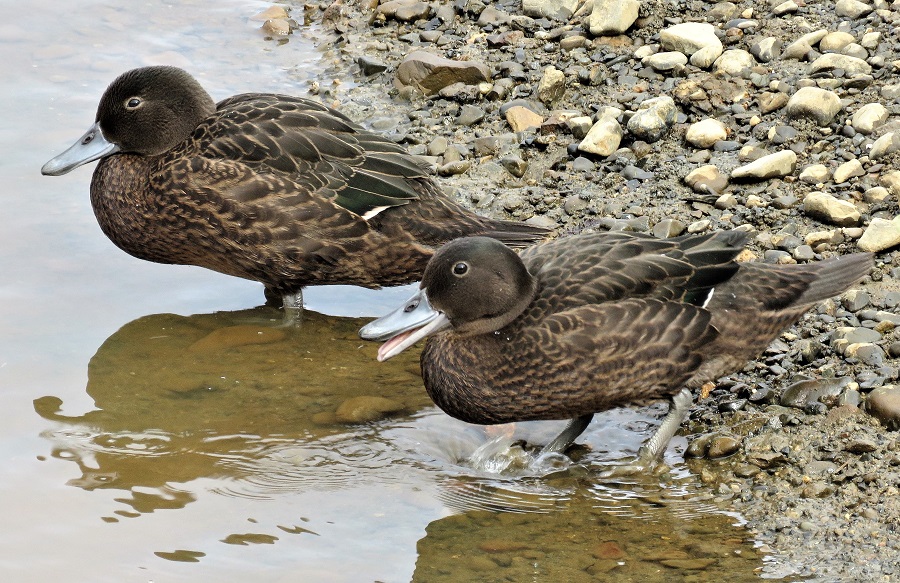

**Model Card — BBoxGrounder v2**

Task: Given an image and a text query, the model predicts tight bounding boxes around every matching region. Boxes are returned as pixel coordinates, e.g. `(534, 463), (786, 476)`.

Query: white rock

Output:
(858, 217), (900, 252)
(781, 29), (828, 60)
(731, 150), (797, 180)
(820, 31), (856, 52)
(660, 22), (722, 56)
(786, 87), (842, 125)
(627, 96), (677, 143)
(523, 0), (579, 20)
(803, 191), (861, 227)
(882, 171), (900, 197)
(713, 49), (756, 76)
(836, 0), (874, 18)
(578, 108), (623, 156)
(870, 132), (900, 160)
(685, 118), (728, 148)
(633, 44), (658, 59)
(809, 53), (872, 76)
(772, 0), (799, 15)
(690, 45), (725, 69)
(644, 51), (688, 72)
(589, 0), (640, 35)
(833, 159), (865, 184)
(851, 103), (888, 134)
(861, 31), (881, 49)
(799, 164), (831, 184)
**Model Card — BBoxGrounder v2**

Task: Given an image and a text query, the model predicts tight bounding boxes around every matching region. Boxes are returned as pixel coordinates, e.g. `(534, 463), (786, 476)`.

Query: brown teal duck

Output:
(41, 66), (547, 315)
(360, 230), (872, 470)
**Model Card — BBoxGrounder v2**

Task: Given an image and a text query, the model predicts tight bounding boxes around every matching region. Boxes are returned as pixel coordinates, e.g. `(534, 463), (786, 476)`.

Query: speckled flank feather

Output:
(61, 67), (548, 298)
(416, 232), (873, 426)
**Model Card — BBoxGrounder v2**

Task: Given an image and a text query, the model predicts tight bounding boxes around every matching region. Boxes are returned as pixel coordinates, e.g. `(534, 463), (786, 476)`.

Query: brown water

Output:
(2, 1), (771, 581)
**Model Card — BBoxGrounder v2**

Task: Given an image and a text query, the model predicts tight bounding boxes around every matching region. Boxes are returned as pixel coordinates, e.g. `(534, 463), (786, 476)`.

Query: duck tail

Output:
(479, 219), (551, 248)
(793, 252), (874, 306)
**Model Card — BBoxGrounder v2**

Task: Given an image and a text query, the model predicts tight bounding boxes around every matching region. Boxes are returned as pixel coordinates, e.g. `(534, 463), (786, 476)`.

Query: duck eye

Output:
(452, 262), (468, 276)
(125, 97), (142, 109)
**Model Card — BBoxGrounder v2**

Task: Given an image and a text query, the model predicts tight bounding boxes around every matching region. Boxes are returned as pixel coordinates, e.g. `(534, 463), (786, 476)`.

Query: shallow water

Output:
(2, 1), (771, 581)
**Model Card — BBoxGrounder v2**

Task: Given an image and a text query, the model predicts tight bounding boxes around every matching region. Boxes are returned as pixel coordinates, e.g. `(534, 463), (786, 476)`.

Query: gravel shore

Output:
(263, 0), (900, 578)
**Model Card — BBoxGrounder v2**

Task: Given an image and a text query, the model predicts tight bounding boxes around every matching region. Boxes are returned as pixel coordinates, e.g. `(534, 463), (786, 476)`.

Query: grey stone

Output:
(751, 37), (783, 62)
(626, 96), (677, 143)
(523, 0), (578, 20)
(644, 51), (688, 72)
(395, 51), (491, 94)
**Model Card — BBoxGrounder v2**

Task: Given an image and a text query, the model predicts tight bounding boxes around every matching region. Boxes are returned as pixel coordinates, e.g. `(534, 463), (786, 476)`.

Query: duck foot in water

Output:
(598, 389), (692, 478)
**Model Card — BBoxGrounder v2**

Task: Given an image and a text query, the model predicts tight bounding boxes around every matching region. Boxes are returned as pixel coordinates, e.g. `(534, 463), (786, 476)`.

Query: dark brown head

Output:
(95, 66), (216, 155)
(422, 236), (537, 335)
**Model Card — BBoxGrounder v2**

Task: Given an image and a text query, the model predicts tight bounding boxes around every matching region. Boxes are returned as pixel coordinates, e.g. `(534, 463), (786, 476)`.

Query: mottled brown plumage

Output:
(361, 231), (873, 455)
(42, 66), (547, 305)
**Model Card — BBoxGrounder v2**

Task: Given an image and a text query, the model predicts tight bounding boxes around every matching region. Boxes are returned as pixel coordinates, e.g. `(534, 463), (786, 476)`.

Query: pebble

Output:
(731, 150), (796, 181)
(652, 218), (685, 238)
(456, 105), (485, 126)
(842, 290), (871, 312)
(832, 159), (864, 184)
(866, 386), (900, 430)
(857, 217), (900, 252)
(781, 376), (852, 409)
(799, 164), (830, 184)
(644, 51), (688, 72)
(758, 92), (788, 114)
(626, 96), (676, 143)
(785, 87), (842, 126)
(395, 51), (490, 94)
(684, 165), (728, 194)
(537, 66), (565, 105)
(578, 108), (623, 156)
(835, 0), (874, 18)
(659, 22), (723, 63)
(505, 105), (543, 132)
(334, 395), (406, 423)
(714, 49), (756, 76)
(188, 325), (285, 352)
(851, 103), (888, 135)
(802, 192), (861, 227)
(782, 29), (828, 60)
(809, 53), (873, 77)
(869, 132), (900, 160)
(882, 171), (900, 197)
(750, 37), (782, 62)
(589, 0), (640, 35)
(523, 0), (578, 20)
(685, 119), (727, 149)
(820, 31), (856, 53)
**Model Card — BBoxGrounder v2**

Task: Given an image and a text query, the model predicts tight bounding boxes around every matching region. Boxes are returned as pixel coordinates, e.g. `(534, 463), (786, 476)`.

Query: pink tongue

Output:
(377, 329), (416, 361)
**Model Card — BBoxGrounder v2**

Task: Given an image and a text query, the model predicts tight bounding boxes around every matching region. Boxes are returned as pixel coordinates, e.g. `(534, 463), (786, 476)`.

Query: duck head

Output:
(42, 66), (216, 176)
(360, 236), (538, 361)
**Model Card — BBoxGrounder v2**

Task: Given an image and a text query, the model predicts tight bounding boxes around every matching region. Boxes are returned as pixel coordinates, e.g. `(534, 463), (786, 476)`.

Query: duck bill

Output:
(41, 121), (120, 176)
(359, 288), (451, 362)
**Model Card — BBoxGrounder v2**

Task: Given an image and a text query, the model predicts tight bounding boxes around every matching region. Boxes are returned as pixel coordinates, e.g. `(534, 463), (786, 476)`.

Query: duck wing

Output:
(184, 93), (428, 220)
(519, 230), (749, 317)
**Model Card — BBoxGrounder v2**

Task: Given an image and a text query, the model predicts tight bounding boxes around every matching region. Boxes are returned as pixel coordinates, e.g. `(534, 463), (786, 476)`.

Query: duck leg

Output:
(540, 414), (595, 455)
(281, 291), (304, 326)
(600, 388), (693, 478)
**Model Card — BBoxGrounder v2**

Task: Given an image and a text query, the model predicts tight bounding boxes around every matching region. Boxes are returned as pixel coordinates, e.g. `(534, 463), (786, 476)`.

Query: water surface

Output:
(1, 1), (769, 581)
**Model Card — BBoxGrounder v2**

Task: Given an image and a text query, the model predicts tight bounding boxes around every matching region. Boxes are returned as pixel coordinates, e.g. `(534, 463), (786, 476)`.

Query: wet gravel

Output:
(263, 0), (900, 579)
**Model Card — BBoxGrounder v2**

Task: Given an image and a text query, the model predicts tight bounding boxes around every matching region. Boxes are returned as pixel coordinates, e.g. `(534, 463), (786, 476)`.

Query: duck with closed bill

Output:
(42, 66), (547, 315)
(360, 230), (873, 472)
